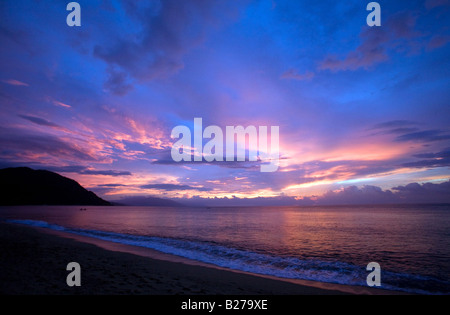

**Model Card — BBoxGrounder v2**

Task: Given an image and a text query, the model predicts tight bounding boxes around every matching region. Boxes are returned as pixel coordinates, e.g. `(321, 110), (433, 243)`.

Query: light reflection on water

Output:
(1, 204), (449, 293)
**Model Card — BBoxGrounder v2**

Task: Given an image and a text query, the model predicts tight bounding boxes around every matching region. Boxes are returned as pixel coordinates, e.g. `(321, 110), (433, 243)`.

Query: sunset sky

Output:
(1, 0), (449, 205)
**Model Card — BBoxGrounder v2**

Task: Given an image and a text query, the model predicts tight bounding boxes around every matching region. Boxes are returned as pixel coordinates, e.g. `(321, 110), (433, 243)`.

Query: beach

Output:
(0, 221), (391, 295)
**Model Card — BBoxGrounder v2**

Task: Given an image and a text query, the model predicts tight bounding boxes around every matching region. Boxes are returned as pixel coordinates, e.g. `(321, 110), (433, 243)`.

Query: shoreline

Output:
(0, 222), (400, 295)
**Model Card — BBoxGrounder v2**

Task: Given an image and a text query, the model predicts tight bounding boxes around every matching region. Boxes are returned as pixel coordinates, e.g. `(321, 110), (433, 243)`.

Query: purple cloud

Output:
(0, 128), (98, 163)
(18, 114), (61, 128)
(413, 147), (450, 159)
(141, 183), (211, 192)
(425, 0), (450, 10)
(371, 120), (418, 130)
(369, 121), (450, 143)
(281, 69), (315, 81)
(317, 185), (397, 205)
(391, 181), (450, 203)
(403, 147), (450, 168)
(80, 169), (132, 176)
(395, 130), (450, 142)
(312, 181), (450, 205)
(93, 0), (236, 94)
(97, 184), (127, 187)
(427, 35), (450, 51)
(320, 28), (390, 72)
(2, 79), (29, 87)
(320, 11), (421, 72)
(172, 180), (450, 206)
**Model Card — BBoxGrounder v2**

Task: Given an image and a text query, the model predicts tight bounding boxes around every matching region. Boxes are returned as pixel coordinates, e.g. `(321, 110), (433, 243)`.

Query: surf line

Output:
(171, 118), (279, 172)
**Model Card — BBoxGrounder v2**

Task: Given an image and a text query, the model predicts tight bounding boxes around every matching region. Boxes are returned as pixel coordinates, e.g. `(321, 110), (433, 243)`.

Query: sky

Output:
(0, 0), (449, 205)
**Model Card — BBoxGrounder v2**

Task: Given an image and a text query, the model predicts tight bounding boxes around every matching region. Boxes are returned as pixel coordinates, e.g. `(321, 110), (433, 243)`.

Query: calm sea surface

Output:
(1, 204), (449, 294)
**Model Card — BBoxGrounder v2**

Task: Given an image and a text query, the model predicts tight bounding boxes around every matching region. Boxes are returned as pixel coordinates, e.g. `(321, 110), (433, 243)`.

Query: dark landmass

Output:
(112, 195), (184, 207)
(0, 167), (110, 206)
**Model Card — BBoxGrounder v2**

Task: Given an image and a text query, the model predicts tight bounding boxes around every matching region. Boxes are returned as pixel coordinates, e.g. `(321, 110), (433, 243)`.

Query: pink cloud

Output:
(319, 11), (421, 72)
(2, 79), (29, 87)
(281, 69), (315, 81)
(52, 100), (72, 108)
(319, 29), (390, 72)
(387, 11), (420, 39)
(427, 35), (450, 51)
(44, 96), (72, 109)
(425, 0), (450, 10)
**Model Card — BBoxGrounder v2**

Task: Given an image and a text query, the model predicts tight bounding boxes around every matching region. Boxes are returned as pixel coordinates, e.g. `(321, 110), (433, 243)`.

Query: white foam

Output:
(7, 219), (449, 294)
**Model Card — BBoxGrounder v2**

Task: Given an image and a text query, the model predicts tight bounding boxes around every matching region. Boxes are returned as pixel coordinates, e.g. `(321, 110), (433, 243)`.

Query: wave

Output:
(7, 219), (450, 294)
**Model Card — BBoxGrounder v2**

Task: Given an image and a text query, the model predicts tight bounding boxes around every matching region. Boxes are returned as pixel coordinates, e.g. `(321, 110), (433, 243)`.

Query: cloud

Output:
(320, 28), (389, 71)
(280, 69), (315, 81)
(80, 169), (132, 176)
(313, 180), (450, 205)
(178, 195), (315, 207)
(111, 195), (183, 206)
(0, 129), (98, 163)
(152, 157), (262, 170)
(394, 130), (450, 142)
(320, 11), (421, 72)
(0, 120), (121, 167)
(103, 67), (134, 96)
(40, 165), (87, 174)
(413, 147), (450, 159)
(97, 184), (127, 187)
(2, 79), (29, 86)
(371, 120), (418, 130)
(52, 100), (71, 109)
(151, 149), (265, 170)
(18, 114), (61, 128)
(369, 120), (420, 136)
(391, 180), (450, 203)
(317, 185), (397, 205)
(141, 183), (212, 192)
(402, 147), (450, 168)
(18, 114), (78, 135)
(0, 161), (132, 178)
(427, 35), (450, 51)
(369, 121), (450, 143)
(425, 0), (450, 10)
(403, 159), (450, 168)
(172, 180), (450, 206)
(93, 0), (236, 94)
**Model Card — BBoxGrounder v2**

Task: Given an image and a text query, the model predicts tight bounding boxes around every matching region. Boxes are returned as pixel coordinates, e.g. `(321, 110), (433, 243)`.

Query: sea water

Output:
(1, 204), (449, 294)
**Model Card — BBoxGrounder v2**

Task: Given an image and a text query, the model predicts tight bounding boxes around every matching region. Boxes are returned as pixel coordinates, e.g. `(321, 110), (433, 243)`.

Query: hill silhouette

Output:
(0, 167), (110, 206)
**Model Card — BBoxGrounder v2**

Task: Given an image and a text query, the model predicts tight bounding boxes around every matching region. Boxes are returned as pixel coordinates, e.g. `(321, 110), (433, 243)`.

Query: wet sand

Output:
(0, 222), (395, 295)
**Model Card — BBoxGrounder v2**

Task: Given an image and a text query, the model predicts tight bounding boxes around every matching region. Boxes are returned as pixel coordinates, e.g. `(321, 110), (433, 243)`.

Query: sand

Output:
(0, 222), (395, 295)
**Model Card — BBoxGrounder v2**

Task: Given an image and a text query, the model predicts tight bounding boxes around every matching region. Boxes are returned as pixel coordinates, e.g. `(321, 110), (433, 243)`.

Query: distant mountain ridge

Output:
(111, 196), (184, 207)
(0, 167), (110, 206)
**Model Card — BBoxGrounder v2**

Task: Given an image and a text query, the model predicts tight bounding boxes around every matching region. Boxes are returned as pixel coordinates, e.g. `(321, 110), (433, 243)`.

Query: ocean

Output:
(1, 204), (449, 294)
